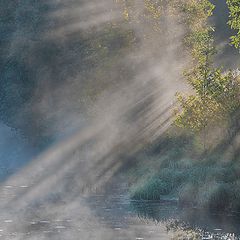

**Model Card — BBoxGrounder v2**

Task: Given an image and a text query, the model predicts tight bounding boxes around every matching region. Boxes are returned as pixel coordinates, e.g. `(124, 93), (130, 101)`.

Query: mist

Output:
(0, 0), (191, 238)
(1, 0), (239, 239)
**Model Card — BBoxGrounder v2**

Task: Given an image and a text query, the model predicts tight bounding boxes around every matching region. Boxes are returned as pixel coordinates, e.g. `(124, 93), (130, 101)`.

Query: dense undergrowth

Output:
(127, 129), (240, 213)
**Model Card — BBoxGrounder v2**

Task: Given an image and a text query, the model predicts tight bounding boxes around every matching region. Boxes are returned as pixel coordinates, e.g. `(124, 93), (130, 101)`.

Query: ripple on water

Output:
(4, 220), (12, 223)
(55, 226), (66, 229)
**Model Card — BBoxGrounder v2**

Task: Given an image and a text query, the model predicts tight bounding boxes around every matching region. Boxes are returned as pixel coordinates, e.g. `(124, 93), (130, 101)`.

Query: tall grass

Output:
(127, 131), (240, 212)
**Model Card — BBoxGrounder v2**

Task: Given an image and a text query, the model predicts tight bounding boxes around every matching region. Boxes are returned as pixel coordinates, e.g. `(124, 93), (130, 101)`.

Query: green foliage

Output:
(185, 28), (215, 62)
(177, 0), (215, 29)
(174, 0), (240, 142)
(122, 0), (240, 214)
(128, 140), (240, 211)
(175, 94), (223, 132)
(210, 71), (240, 114)
(176, 70), (240, 131)
(174, 0), (221, 134)
(117, 0), (162, 24)
(227, 0), (240, 49)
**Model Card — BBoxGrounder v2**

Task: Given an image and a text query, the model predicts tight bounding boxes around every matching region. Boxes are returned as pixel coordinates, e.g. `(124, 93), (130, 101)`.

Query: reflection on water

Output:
(86, 179), (240, 240)
(130, 199), (240, 239)
(88, 192), (240, 239)
(0, 172), (240, 239)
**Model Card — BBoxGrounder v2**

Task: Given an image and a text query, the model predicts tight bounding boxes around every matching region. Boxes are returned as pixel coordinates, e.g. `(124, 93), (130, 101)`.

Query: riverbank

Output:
(126, 129), (240, 213)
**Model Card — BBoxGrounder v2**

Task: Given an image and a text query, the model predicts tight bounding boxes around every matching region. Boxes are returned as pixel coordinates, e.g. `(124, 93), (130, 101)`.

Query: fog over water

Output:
(0, 0), (240, 239)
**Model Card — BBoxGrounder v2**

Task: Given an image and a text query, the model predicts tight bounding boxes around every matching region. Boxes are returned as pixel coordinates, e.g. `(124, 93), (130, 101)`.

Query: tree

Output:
(173, 0), (219, 150)
(227, 0), (240, 49)
(174, 0), (240, 149)
(175, 94), (223, 132)
(184, 0), (240, 142)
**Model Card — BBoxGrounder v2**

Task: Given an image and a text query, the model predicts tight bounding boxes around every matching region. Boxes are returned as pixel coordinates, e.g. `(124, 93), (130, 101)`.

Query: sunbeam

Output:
(0, 0), (209, 239)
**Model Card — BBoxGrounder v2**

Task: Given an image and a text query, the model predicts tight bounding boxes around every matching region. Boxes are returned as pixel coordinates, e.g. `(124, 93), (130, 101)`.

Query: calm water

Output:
(0, 171), (239, 239)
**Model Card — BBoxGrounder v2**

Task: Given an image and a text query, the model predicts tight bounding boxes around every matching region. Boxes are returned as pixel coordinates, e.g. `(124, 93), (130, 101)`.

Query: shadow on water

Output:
(130, 199), (240, 238)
